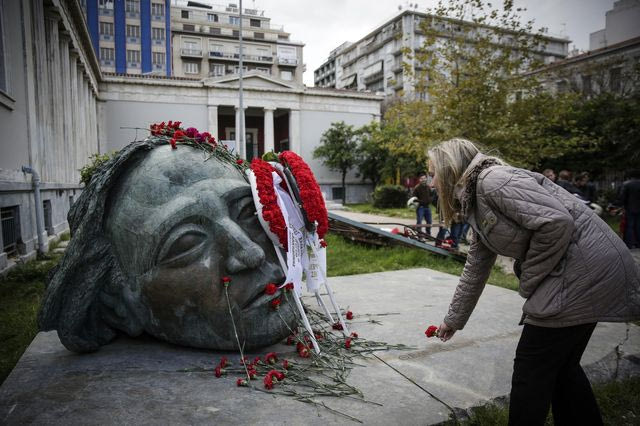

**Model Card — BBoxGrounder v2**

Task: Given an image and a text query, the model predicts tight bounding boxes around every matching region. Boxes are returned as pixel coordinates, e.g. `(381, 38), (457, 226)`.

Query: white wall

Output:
(103, 100), (208, 152)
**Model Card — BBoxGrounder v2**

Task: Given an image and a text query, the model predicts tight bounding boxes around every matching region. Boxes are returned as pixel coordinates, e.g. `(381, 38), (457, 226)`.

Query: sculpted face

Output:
(105, 146), (296, 350)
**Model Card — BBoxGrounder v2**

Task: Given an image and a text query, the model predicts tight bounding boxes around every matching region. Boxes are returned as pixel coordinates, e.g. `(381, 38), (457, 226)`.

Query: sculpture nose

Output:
(224, 221), (265, 273)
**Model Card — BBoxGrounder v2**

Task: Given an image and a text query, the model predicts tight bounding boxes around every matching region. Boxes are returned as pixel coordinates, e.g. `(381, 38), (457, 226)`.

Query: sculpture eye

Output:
(236, 196), (257, 221)
(158, 226), (207, 267)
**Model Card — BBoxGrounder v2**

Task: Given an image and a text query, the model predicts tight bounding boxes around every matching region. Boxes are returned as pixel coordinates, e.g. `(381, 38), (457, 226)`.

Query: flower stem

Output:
(224, 286), (251, 383)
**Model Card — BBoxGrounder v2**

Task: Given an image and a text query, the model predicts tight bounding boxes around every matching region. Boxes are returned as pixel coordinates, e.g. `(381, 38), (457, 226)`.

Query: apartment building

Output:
(314, 10), (570, 98)
(86, 0), (172, 76)
(171, 2), (304, 84)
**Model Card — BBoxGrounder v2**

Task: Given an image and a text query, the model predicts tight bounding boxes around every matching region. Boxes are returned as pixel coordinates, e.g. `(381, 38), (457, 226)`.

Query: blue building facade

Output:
(86, 0), (171, 76)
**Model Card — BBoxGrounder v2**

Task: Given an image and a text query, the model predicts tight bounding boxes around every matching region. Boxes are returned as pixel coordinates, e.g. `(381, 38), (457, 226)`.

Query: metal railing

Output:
(181, 48), (203, 57)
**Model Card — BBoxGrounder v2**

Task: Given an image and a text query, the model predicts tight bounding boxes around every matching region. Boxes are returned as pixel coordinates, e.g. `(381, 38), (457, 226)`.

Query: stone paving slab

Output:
(1, 268), (639, 425)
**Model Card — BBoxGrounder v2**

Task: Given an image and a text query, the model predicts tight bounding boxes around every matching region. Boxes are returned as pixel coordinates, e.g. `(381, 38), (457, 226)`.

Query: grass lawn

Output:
(451, 376), (640, 425)
(325, 233), (519, 290)
(0, 254), (61, 385)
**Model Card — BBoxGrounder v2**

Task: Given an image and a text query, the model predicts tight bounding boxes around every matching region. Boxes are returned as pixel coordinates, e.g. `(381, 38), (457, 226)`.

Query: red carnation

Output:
(271, 370), (285, 381)
(298, 346), (310, 358)
(265, 352), (278, 365)
(425, 325), (439, 338)
(250, 159), (288, 250)
(286, 335), (296, 345)
(214, 366), (224, 378)
(263, 375), (274, 390)
(169, 138), (177, 149)
(282, 359), (290, 370)
(332, 322), (344, 331)
(237, 378), (248, 387)
(270, 298), (281, 310)
(350, 332), (359, 339)
(278, 151), (329, 239)
(221, 276), (231, 286)
(219, 356), (230, 368)
(248, 369), (257, 379)
(319, 239), (327, 248)
(240, 356), (249, 365)
(284, 282), (294, 291)
(346, 311), (354, 320)
(345, 338), (352, 349)
(173, 130), (185, 140)
(264, 283), (278, 295)
(253, 356), (262, 365)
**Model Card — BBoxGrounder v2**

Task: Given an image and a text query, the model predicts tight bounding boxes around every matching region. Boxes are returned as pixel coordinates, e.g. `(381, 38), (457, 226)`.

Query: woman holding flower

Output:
(429, 139), (640, 425)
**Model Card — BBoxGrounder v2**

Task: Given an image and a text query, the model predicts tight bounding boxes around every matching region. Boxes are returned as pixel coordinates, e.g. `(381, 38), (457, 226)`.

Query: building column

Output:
(263, 107), (275, 154)
(207, 105), (219, 141)
(234, 106), (247, 158)
(289, 109), (301, 154)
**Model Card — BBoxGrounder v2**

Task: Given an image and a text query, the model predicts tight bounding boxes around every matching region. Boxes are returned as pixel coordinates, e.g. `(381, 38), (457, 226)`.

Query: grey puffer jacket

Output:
(444, 154), (640, 330)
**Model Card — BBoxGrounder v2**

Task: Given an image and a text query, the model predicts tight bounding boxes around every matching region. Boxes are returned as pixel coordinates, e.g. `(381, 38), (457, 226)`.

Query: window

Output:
(610, 67), (621, 92)
(126, 24), (140, 39)
(183, 62), (200, 74)
(233, 65), (248, 74)
(43, 200), (53, 236)
(207, 13), (218, 22)
(209, 27), (221, 35)
(582, 75), (592, 96)
(250, 19), (260, 27)
(233, 30), (239, 37)
(183, 24), (195, 31)
(280, 70), (292, 81)
(99, 21), (113, 36)
(151, 3), (164, 16)
(1, 206), (21, 257)
(210, 63), (225, 76)
(229, 16), (240, 25)
(99, 0), (114, 9)
(126, 49), (141, 64)
(256, 67), (270, 75)
(254, 32), (264, 39)
(152, 52), (165, 65)
(152, 27), (165, 40)
(125, 0), (139, 13)
(100, 47), (114, 61)
(331, 187), (344, 201)
(181, 10), (189, 19)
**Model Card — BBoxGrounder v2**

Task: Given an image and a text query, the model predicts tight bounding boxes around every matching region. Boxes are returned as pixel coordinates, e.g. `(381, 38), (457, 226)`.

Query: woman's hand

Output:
(439, 322), (456, 342)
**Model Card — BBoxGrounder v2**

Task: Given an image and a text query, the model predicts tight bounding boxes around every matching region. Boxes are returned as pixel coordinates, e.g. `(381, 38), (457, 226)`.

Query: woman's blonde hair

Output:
(428, 138), (482, 227)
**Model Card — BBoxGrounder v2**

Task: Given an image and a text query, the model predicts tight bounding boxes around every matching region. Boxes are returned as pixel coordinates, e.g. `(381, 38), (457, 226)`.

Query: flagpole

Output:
(238, 0), (245, 159)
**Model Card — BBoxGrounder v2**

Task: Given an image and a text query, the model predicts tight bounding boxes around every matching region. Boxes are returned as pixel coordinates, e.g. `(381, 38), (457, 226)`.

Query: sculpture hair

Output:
(38, 138), (166, 352)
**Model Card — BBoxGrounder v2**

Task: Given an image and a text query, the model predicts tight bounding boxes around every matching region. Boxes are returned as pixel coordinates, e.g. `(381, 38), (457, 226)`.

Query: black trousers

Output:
(508, 323), (603, 426)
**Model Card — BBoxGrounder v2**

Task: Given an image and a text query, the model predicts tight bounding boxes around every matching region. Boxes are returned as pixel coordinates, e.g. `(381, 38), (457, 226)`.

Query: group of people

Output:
(425, 139), (640, 425)
(543, 167), (640, 249)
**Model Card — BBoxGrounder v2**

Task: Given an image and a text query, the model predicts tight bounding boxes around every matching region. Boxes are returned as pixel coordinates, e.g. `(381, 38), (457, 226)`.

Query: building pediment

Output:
(204, 72), (299, 90)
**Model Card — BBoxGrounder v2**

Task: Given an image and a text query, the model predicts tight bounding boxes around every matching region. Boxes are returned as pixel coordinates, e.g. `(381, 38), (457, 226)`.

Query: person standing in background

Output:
(412, 172), (433, 231)
(617, 170), (640, 249)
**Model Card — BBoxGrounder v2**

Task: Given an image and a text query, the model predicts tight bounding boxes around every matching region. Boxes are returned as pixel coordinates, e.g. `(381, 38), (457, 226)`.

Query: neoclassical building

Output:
(0, 0), (381, 273)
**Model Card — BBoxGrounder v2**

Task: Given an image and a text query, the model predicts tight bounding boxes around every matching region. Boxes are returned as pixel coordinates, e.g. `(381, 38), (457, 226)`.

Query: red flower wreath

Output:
(278, 151), (329, 239)
(249, 158), (288, 250)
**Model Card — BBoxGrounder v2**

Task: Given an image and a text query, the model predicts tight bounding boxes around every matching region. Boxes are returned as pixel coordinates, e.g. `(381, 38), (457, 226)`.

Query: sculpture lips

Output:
(242, 273), (286, 311)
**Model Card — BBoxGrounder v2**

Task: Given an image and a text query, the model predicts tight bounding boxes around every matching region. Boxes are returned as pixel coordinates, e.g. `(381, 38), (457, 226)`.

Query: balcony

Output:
(99, 7), (113, 16)
(181, 48), (203, 58)
(364, 70), (383, 84)
(278, 57), (298, 66)
(208, 51), (272, 64)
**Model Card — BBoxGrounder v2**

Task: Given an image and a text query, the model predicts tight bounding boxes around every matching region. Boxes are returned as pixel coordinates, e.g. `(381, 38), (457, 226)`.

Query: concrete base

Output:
(1, 268), (639, 425)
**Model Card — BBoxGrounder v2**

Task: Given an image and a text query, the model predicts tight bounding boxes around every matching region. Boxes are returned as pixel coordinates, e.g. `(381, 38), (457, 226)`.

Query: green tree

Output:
(398, 0), (548, 159)
(355, 121), (388, 188)
(314, 121), (358, 205)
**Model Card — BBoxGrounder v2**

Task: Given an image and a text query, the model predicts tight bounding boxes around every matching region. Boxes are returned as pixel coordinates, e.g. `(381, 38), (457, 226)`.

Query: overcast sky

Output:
(246, 0), (615, 86)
